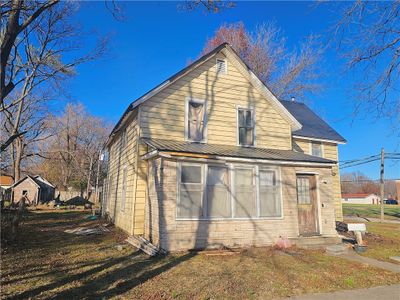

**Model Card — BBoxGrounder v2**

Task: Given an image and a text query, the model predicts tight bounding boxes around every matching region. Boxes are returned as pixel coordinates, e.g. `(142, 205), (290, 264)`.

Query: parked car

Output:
(384, 199), (398, 205)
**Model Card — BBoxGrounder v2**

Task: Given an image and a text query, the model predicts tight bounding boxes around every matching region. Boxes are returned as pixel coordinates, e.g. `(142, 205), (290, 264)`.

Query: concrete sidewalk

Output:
(285, 284), (400, 300)
(335, 251), (400, 273)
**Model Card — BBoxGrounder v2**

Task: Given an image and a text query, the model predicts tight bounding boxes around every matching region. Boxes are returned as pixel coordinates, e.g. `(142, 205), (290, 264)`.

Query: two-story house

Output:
(104, 43), (346, 252)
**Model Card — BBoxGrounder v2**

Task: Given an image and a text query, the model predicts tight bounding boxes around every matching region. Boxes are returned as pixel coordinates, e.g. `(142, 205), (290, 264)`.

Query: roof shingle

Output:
(142, 138), (336, 164)
(280, 100), (346, 143)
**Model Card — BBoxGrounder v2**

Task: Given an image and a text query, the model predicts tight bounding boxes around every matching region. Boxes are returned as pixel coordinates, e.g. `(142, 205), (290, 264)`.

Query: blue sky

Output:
(62, 1), (399, 179)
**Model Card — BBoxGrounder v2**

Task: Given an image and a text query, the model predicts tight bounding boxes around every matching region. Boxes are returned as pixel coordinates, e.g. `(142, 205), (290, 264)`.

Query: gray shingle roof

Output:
(280, 100), (346, 143)
(142, 138), (336, 164)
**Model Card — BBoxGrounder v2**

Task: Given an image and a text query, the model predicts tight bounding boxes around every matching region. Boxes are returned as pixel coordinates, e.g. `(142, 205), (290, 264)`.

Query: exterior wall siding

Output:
(139, 53), (292, 150)
(12, 179), (39, 204)
(293, 138), (343, 221)
(146, 158), (337, 252)
(105, 111), (138, 235)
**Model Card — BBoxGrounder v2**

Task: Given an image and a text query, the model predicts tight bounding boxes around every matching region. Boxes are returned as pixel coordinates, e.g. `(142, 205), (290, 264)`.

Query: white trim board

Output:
(293, 135), (346, 145)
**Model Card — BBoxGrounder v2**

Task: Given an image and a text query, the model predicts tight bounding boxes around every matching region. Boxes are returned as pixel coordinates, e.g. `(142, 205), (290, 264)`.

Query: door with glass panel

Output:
(296, 175), (319, 236)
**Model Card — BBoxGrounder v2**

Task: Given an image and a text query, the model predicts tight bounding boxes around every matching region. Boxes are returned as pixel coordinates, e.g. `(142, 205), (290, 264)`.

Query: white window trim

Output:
(215, 58), (228, 75)
(309, 141), (324, 158)
(176, 162), (205, 219)
(176, 162), (283, 221)
(236, 105), (256, 147)
(258, 166), (284, 219)
(184, 97), (208, 143)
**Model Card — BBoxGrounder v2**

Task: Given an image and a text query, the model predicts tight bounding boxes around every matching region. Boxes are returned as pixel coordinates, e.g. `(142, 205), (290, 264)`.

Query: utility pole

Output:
(95, 152), (104, 204)
(86, 156), (93, 200)
(380, 147), (385, 222)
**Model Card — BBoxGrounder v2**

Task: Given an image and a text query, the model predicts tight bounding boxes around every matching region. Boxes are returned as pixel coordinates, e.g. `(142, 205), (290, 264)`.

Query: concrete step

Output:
(325, 244), (349, 255)
(126, 236), (159, 256)
(289, 235), (341, 248)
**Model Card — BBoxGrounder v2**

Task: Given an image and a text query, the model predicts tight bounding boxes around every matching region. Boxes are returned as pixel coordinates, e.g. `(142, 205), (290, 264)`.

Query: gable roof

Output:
(280, 100), (346, 143)
(10, 175), (54, 189)
(142, 138), (336, 164)
(107, 43), (302, 145)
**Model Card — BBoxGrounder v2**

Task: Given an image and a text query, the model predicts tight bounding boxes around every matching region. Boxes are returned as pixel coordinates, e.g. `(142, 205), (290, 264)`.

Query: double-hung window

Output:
(311, 142), (323, 157)
(186, 98), (206, 142)
(178, 164), (204, 218)
(206, 166), (231, 218)
(259, 169), (281, 217)
(237, 107), (255, 146)
(233, 168), (256, 217)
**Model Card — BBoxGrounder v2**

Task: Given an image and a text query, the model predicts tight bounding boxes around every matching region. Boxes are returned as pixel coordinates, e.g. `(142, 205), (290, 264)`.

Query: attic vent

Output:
(216, 59), (227, 75)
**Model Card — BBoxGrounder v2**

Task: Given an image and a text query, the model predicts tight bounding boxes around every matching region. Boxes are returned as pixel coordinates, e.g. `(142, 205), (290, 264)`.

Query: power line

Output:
(339, 152), (400, 169)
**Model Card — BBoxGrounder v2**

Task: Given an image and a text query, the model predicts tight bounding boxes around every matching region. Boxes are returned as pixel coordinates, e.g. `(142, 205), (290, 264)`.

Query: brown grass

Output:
(362, 222), (400, 263)
(1, 210), (400, 299)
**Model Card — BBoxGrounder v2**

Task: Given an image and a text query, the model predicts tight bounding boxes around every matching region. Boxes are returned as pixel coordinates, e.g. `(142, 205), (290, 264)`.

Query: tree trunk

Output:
(13, 137), (23, 182)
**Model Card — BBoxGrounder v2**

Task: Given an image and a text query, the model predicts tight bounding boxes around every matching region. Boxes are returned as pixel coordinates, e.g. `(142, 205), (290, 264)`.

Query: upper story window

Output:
(311, 141), (323, 157)
(186, 98), (207, 142)
(216, 58), (227, 75)
(237, 107), (255, 146)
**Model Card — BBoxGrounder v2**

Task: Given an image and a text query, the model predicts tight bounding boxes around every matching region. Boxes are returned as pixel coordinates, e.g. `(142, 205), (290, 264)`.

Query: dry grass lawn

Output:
(1, 210), (400, 299)
(362, 222), (400, 263)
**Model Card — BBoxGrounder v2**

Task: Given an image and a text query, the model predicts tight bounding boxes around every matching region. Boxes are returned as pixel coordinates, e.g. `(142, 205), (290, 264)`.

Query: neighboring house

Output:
(104, 43), (346, 252)
(0, 175), (14, 202)
(341, 193), (381, 205)
(0, 175), (13, 189)
(10, 175), (55, 205)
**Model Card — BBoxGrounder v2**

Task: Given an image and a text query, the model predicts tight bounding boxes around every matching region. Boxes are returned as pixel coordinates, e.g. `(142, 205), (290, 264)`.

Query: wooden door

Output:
(296, 175), (319, 236)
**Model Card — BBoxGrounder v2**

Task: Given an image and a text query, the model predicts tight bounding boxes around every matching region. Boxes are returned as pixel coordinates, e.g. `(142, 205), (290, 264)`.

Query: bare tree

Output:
(180, 0), (235, 13)
(1, 1), (107, 182)
(334, 1), (400, 121)
(202, 22), (323, 99)
(0, 0), (59, 105)
(36, 103), (110, 196)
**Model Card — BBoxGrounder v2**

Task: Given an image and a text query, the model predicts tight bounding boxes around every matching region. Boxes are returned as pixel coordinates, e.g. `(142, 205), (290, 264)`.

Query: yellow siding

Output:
(292, 138), (343, 221)
(140, 53), (292, 150)
(105, 111), (138, 234)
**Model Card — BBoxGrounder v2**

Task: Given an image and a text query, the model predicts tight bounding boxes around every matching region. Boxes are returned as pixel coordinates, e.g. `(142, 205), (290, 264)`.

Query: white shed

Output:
(341, 193), (381, 204)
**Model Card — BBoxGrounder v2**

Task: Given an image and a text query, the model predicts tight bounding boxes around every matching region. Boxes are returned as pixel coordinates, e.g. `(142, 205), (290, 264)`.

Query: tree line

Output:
(341, 171), (398, 199)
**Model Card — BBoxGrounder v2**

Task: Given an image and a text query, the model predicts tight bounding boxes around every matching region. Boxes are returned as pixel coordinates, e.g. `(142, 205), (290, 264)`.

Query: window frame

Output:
(176, 162), (206, 219)
(185, 97), (208, 143)
(258, 167), (283, 218)
(215, 58), (228, 75)
(176, 162), (283, 220)
(310, 141), (324, 158)
(236, 106), (256, 147)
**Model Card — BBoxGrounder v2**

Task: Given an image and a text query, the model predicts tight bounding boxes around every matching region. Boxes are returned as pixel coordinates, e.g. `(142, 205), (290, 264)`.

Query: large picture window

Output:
(186, 98), (206, 142)
(177, 163), (282, 219)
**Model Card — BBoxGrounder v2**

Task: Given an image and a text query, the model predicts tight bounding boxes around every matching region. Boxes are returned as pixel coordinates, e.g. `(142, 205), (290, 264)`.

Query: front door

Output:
(296, 175), (319, 236)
